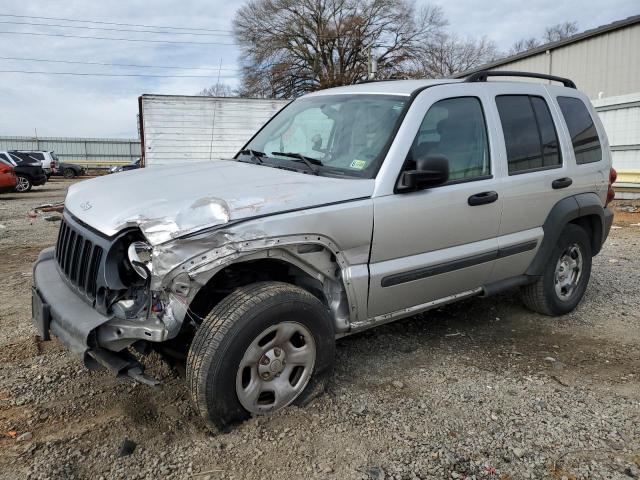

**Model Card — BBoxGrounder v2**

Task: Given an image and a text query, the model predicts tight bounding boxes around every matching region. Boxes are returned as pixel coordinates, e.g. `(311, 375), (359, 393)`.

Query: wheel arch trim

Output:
(526, 193), (605, 276)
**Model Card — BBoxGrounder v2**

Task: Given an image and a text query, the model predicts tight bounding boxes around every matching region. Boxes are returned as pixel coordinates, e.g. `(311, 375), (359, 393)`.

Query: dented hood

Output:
(64, 160), (374, 245)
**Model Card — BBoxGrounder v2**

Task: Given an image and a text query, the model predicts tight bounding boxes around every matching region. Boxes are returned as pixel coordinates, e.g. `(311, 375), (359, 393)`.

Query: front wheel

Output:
(15, 175), (32, 192)
(522, 223), (592, 316)
(186, 282), (335, 431)
(63, 168), (76, 179)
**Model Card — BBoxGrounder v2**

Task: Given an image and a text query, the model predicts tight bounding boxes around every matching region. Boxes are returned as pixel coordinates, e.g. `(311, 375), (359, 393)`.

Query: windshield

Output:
(242, 94), (408, 178)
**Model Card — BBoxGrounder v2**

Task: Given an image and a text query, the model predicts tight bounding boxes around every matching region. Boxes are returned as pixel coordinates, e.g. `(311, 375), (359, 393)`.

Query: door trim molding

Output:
(380, 240), (537, 288)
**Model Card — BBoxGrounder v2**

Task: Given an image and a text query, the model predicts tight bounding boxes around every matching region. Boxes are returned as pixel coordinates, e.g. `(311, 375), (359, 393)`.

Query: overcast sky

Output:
(0, 0), (637, 138)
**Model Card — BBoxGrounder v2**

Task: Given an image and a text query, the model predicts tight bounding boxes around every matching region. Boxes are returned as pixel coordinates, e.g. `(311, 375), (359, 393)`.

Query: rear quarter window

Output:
(557, 97), (602, 164)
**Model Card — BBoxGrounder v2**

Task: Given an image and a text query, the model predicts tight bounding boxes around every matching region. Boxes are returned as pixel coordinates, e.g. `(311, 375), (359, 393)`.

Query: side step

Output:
(85, 348), (161, 387)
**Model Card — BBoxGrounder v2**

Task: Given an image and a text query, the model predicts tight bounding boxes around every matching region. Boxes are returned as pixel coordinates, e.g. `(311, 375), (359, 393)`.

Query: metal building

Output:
(0, 136), (140, 168)
(138, 95), (288, 166)
(455, 15), (640, 196)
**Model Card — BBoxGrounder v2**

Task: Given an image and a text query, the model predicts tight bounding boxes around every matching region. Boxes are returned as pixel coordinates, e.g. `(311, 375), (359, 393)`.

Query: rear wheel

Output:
(63, 168), (76, 179)
(186, 282), (335, 431)
(522, 223), (592, 316)
(15, 175), (32, 192)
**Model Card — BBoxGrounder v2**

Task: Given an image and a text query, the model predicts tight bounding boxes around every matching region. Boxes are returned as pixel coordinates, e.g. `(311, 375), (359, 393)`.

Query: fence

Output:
(0, 136), (141, 168)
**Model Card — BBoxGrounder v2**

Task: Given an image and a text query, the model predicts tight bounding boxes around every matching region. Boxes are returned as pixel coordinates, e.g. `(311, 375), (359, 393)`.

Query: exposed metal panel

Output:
(0, 136), (141, 166)
(140, 95), (288, 166)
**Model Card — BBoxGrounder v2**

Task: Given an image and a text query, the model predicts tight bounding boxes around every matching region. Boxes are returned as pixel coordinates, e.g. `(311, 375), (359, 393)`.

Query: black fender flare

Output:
(526, 193), (605, 276)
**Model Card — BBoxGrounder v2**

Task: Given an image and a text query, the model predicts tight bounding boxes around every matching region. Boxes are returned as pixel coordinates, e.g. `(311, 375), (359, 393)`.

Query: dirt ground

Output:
(0, 179), (639, 480)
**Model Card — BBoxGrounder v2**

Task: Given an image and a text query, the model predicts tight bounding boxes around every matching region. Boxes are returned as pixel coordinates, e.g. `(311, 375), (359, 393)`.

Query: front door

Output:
(368, 85), (503, 318)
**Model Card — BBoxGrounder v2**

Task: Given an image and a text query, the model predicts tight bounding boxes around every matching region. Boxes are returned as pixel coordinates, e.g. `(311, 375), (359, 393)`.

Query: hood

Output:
(65, 160), (374, 245)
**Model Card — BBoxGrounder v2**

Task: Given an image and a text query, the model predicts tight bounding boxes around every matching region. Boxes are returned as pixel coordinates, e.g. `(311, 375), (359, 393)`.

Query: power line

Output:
(0, 55), (241, 72)
(0, 30), (235, 45)
(0, 13), (360, 40)
(0, 69), (240, 78)
(0, 13), (233, 33)
(0, 20), (235, 37)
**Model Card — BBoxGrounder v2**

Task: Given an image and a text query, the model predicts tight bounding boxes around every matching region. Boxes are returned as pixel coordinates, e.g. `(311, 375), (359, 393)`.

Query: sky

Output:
(0, 0), (637, 138)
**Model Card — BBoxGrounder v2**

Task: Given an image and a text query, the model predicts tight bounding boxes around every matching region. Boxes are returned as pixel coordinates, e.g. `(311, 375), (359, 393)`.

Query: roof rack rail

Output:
(464, 70), (576, 89)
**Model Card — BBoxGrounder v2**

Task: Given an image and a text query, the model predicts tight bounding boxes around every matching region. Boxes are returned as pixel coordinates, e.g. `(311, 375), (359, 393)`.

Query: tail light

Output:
(0, 163), (11, 174)
(606, 167), (617, 206)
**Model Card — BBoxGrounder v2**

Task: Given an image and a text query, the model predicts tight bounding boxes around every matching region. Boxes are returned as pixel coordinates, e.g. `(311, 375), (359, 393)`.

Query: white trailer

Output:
(138, 94), (288, 167)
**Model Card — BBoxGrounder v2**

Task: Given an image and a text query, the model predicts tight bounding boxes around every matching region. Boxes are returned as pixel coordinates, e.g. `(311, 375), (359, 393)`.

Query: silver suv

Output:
(32, 71), (615, 430)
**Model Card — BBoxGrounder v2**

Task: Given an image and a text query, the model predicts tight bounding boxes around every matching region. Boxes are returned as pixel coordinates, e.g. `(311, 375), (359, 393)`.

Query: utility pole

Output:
(367, 46), (377, 80)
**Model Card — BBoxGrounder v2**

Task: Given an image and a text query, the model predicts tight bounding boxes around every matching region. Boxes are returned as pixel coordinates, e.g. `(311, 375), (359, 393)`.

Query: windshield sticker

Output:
(349, 159), (367, 170)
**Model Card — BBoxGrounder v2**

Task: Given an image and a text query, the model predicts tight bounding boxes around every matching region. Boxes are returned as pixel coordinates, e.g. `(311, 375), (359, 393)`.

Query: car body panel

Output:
(64, 160), (374, 245)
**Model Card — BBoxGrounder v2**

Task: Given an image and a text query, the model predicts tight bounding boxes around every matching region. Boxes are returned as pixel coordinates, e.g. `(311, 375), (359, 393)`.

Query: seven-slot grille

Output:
(55, 218), (104, 299)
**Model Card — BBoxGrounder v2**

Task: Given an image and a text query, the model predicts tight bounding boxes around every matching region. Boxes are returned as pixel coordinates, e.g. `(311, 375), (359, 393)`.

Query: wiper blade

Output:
(237, 149), (266, 165)
(271, 151), (323, 175)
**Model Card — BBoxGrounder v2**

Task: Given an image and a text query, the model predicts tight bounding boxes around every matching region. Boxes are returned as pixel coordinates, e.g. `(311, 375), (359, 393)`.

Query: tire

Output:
(63, 168), (76, 179)
(15, 175), (32, 192)
(186, 281), (335, 431)
(522, 223), (592, 316)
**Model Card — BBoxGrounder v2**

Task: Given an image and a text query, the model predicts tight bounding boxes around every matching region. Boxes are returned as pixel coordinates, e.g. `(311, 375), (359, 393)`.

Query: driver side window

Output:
(407, 97), (490, 182)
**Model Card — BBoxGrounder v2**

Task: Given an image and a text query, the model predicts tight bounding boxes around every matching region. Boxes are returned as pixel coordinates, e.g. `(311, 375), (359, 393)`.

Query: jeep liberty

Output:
(32, 71), (615, 430)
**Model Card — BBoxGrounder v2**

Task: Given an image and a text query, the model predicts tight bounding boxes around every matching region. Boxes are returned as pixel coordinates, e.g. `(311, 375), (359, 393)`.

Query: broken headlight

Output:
(127, 241), (153, 280)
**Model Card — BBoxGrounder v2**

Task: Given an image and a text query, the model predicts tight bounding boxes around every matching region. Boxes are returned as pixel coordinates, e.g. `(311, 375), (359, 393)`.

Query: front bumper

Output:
(32, 248), (112, 356)
(32, 248), (163, 385)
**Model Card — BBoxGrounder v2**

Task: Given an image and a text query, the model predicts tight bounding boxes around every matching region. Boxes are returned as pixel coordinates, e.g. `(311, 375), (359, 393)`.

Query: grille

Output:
(55, 218), (104, 299)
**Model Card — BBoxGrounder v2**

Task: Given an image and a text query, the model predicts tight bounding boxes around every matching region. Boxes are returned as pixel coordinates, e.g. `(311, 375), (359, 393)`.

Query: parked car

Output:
(0, 152), (47, 192)
(0, 155), (18, 193)
(56, 162), (86, 179)
(32, 71), (614, 430)
(109, 158), (141, 173)
(12, 150), (58, 177)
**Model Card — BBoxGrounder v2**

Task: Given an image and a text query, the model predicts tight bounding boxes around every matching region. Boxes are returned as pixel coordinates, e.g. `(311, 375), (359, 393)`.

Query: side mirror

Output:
(401, 154), (449, 190)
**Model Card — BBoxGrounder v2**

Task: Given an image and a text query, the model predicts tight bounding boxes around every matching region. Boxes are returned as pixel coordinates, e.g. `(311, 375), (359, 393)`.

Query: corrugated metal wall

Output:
(593, 92), (640, 199)
(490, 21), (640, 100)
(141, 95), (288, 166)
(0, 136), (140, 167)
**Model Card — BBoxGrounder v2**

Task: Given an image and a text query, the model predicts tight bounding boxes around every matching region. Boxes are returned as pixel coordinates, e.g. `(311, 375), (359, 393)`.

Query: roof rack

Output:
(464, 70), (576, 89)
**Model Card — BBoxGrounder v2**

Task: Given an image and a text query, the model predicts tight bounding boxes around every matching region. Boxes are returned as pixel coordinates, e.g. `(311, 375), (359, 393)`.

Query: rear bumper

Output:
(32, 175), (47, 186)
(603, 206), (614, 244)
(32, 248), (112, 356)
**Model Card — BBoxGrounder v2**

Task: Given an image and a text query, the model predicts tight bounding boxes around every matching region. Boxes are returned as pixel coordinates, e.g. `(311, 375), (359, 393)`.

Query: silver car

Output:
(32, 71), (615, 430)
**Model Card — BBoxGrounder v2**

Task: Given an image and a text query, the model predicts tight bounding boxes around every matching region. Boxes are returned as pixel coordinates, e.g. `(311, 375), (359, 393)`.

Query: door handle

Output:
(552, 177), (573, 189)
(468, 191), (499, 206)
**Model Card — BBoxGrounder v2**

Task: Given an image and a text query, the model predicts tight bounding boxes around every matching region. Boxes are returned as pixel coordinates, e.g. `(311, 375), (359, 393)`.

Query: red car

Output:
(0, 156), (17, 193)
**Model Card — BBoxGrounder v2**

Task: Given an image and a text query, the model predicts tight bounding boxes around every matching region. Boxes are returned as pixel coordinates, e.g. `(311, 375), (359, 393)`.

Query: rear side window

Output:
(557, 97), (602, 164)
(496, 95), (562, 174)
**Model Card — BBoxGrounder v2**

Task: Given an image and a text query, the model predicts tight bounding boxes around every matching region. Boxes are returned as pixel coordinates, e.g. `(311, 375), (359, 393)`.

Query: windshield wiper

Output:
(237, 149), (266, 165)
(271, 151), (323, 175)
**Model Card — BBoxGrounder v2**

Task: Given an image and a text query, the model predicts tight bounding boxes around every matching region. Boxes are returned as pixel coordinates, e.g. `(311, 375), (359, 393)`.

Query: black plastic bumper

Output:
(32, 248), (112, 356)
(603, 206), (614, 244)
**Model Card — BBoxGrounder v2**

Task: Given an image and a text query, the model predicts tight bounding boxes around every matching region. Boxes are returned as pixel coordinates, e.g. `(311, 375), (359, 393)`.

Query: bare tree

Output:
(543, 21), (578, 42)
(233, 0), (447, 98)
(412, 33), (498, 78)
(509, 37), (541, 55)
(197, 83), (236, 97)
(509, 20), (578, 55)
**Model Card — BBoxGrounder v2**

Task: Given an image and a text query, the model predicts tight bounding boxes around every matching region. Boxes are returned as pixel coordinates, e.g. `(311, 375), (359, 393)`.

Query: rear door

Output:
(484, 83), (577, 282)
(367, 84), (503, 318)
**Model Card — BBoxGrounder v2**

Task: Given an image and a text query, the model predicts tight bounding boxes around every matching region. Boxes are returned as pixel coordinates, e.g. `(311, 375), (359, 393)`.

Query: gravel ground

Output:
(0, 179), (639, 480)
